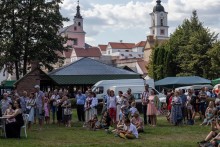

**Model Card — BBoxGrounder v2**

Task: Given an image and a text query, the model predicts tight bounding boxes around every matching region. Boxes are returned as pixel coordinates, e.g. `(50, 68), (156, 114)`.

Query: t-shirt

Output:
(123, 123), (138, 138)
(129, 107), (138, 116)
(36, 91), (45, 108)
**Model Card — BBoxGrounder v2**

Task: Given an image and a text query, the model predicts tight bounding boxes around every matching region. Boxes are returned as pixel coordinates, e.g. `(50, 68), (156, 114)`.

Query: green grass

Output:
(0, 110), (210, 147)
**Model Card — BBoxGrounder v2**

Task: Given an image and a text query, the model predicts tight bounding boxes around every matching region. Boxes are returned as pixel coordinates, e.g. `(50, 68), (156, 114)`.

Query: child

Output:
(118, 118), (138, 139)
(129, 102), (138, 117)
(186, 95), (194, 123)
(88, 114), (100, 131)
(44, 97), (50, 125)
(100, 111), (111, 129)
(200, 108), (214, 126)
(4, 103), (16, 124)
(131, 111), (144, 133)
(112, 113), (125, 133)
(62, 95), (72, 127)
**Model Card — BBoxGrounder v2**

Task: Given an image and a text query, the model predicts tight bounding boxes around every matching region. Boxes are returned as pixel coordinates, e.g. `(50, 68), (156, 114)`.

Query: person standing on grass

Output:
(34, 85), (45, 130)
(179, 89), (187, 124)
(147, 89), (160, 127)
(26, 92), (36, 130)
(107, 90), (117, 125)
(90, 92), (98, 117)
(57, 90), (64, 126)
(50, 89), (60, 124)
(102, 89), (110, 115)
(116, 91), (123, 122)
(20, 91), (29, 113)
(199, 87), (208, 120)
(76, 90), (86, 122)
(170, 91), (182, 126)
(126, 88), (135, 108)
(1, 93), (12, 115)
(84, 92), (93, 127)
(141, 84), (149, 125)
(44, 97), (50, 125)
(62, 93), (72, 127)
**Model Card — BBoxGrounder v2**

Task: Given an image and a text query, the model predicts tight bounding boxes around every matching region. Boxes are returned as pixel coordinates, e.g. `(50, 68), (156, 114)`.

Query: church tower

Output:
(60, 0), (86, 48)
(149, 0), (169, 40)
(71, 0), (85, 48)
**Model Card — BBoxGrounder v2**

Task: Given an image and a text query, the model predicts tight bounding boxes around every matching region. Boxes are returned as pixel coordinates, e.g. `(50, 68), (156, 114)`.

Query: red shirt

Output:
(167, 96), (173, 111)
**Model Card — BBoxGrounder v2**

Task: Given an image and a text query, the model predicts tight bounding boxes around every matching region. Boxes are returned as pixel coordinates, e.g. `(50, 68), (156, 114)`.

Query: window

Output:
(129, 54), (132, 57)
(74, 26), (77, 31)
(72, 38), (78, 45)
(160, 29), (165, 35)
(161, 19), (163, 26)
(121, 54), (124, 56)
(78, 22), (81, 26)
(153, 30), (155, 34)
(93, 86), (104, 94)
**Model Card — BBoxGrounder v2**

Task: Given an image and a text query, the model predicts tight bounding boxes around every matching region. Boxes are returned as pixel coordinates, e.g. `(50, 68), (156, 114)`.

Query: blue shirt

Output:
(180, 94), (187, 107)
(76, 94), (86, 105)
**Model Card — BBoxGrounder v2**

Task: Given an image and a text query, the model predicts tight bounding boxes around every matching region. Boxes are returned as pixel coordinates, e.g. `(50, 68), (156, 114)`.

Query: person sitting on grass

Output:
(198, 118), (220, 145)
(129, 102), (138, 117)
(100, 111), (111, 129)
(88, 114), (100, 131)
(112, 113), (125, 133)
(131, 111), (144, 133)
(118, 118), (138, 139)
(200, 108), (214, 126)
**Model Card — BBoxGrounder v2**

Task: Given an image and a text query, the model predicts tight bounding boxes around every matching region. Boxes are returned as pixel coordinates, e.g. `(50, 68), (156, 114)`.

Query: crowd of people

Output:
(1, 84), (220, 143)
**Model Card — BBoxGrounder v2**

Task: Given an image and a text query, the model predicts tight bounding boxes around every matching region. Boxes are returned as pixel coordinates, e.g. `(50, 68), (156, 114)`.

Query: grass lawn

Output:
(0, 109), (210, 147)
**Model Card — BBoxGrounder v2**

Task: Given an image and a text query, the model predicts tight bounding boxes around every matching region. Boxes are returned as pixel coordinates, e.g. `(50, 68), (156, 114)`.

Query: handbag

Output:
(64, 107), (72, 115)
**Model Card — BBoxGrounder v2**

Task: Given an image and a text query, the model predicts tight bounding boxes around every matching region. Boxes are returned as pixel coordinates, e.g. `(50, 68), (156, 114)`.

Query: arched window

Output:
(78, 22), (81, 26)
(74, 26), (77, 31)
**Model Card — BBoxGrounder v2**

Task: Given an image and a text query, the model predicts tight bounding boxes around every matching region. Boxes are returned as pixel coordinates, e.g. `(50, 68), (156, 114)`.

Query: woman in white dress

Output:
(84, 92), (93, 126)
(116, 91), (123, 122)
(26, 92), (36, 130)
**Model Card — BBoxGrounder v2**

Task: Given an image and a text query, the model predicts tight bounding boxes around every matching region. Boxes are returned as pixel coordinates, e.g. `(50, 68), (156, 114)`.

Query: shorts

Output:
(36, 107), (44, 120)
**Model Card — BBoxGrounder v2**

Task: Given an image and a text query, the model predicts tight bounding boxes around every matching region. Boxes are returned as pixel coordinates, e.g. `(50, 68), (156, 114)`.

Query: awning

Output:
(0, 80), (16, 88)
(212, 78), (220, 86)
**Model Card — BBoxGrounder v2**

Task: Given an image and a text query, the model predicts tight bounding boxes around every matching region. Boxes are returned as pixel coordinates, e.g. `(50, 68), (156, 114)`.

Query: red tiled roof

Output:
(98, 45), (107, 51)
(135, 41), (146, 47)
(137, 60), (148, 74)
(109, 42), (135, 49)
(74, 47), (102, 57)
(64, 49), (73, 58)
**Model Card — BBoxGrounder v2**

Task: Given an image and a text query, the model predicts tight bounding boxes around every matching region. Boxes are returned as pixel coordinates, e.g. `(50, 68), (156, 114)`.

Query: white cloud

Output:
(60, 0), (220, 45)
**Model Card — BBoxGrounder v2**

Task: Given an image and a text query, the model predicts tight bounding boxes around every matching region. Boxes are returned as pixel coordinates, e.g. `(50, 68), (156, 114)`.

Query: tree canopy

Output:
(148, 10), (220, 80)
(0, 0), (68, 79)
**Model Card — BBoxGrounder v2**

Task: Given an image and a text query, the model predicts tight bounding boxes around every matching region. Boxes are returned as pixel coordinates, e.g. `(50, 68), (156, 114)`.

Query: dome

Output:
(153, 0), (165, 12)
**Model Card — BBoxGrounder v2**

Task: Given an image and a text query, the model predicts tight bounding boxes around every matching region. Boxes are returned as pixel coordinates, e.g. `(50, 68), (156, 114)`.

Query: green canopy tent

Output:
(212, 78), (220, 86)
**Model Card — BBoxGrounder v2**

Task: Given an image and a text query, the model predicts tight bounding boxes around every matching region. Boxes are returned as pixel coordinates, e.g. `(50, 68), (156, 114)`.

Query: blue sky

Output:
(60, 0), (220, 46)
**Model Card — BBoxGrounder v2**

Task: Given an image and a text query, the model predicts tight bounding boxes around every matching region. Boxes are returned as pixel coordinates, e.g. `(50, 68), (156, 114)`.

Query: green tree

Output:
(0, 0), (68, 79)
(148, 10), (218, 80)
